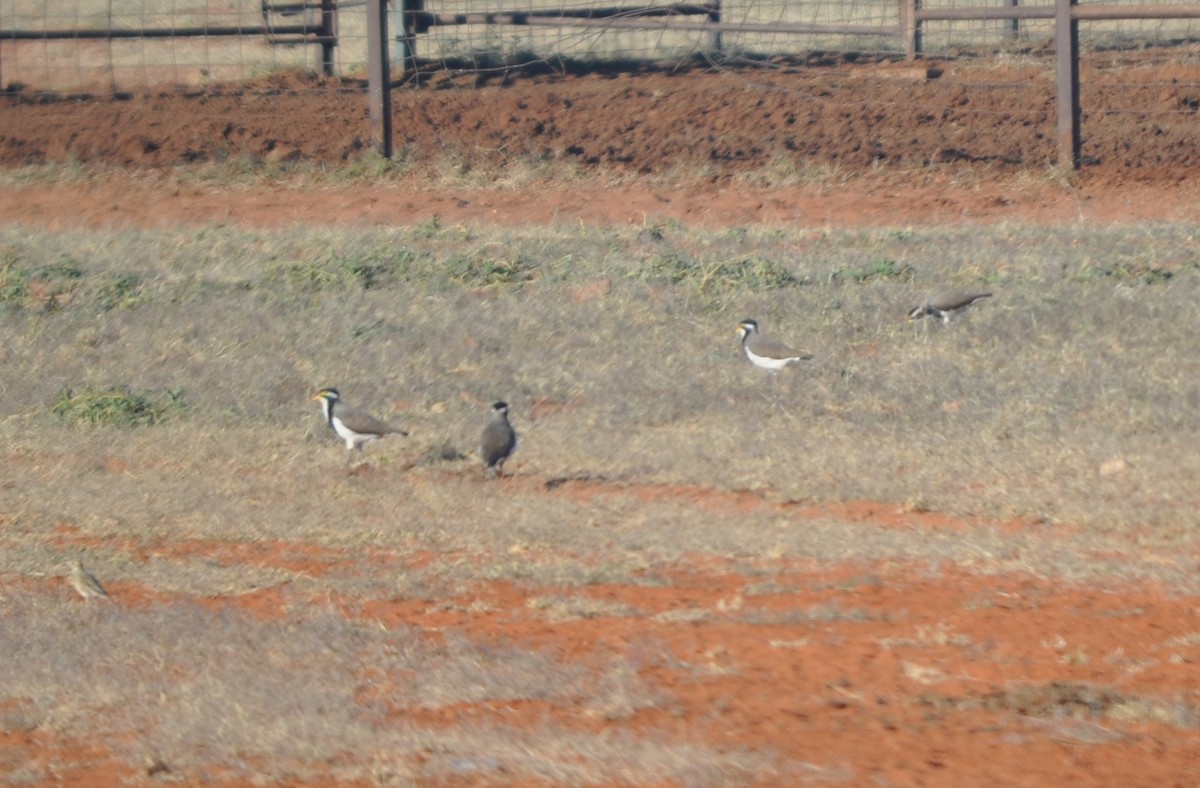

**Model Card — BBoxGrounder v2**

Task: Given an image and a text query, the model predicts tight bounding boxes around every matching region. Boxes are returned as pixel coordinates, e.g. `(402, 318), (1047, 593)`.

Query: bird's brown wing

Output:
(750, 334), (811, 361)
(480, 421), (516, 465)
(338, 405), (407, 436)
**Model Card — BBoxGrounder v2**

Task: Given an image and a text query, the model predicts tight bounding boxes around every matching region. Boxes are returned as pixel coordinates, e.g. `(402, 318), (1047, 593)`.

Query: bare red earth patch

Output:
(3, 60), (1200, 784)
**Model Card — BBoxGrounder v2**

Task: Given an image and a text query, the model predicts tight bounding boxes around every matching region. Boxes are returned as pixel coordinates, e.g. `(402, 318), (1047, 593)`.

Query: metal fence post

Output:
(1005, 0), (1019, 40)
(319, 0), (337, 76)
(367, 0), (393, 158)
(902, 0), (921, 60)
(1055, 0), (1080, 168)
(707, 0), (722, 54)
(397, 0), (424, 73)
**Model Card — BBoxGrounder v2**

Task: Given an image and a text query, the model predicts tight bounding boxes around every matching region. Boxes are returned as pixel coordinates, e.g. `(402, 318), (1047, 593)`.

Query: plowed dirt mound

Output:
(2, 59), (1197, 182)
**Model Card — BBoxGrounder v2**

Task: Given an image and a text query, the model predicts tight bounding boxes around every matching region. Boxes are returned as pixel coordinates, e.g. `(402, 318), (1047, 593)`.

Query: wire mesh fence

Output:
(1, 0), (359, 90)
(0, 0), (1197, 172)
(3, 0), (1199, 91)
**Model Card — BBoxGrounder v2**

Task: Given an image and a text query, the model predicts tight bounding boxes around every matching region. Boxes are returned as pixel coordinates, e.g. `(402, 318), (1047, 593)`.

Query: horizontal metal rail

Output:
(1072, 3), (1200, 20)
(416, 11), (899, 37)
(0, 25), (323, 41)
(917, 3), (1200, 22)
(916, 6), (1053, 21)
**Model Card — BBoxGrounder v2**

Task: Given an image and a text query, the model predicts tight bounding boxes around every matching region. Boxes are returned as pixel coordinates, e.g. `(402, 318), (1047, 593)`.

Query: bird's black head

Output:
(492, 401), (509, 414)
(313, 387), (341, 402)
(737, 319), (759, 337)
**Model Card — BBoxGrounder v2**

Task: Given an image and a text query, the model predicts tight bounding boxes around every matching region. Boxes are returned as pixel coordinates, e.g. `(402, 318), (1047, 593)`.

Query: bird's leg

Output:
(770, 372), (785, 412)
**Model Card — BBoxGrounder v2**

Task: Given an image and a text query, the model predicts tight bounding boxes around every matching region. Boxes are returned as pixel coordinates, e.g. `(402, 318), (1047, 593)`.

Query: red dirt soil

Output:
(2, 61), (1200, 231)
(20, 507), (1200, 786)
(4, 61), (1200, 785)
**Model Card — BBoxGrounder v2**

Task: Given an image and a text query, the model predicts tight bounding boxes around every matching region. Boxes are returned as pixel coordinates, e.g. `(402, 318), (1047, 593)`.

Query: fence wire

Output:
(1, 0), (1197, 171)
(5, 1), (1199, 91)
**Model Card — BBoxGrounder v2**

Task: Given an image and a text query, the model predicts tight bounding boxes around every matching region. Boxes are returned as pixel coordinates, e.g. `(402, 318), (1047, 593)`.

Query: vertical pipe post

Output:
(707, 0), (721, 55)
(1055, 0), (1080, 168)
(319, 0), (336, 77)
(397, 0), (423, 73)
(1005, 0), (1019, 40)
(902, 0), (921, 60)
(367, 0), (393, 158)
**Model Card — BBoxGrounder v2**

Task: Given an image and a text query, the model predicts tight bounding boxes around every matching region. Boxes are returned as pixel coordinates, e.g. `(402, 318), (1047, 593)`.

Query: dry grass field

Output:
(2, 60), (1200, 786)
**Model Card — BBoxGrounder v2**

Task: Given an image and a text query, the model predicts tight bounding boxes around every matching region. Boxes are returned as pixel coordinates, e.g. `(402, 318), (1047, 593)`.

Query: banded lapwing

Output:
(737, 319), (812, 372)
(313, 387), (407, 464)
(908, 292), (992, 323)
(69, 559), (110, 602)
(479, 401), (517, 478)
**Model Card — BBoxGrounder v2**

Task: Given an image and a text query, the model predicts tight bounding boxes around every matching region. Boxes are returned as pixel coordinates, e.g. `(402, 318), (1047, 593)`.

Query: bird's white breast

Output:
(745, 347), (799, 371)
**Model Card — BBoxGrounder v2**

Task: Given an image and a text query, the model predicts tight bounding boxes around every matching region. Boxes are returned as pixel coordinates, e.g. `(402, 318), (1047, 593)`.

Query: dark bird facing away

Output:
(479, 401), (517, 478)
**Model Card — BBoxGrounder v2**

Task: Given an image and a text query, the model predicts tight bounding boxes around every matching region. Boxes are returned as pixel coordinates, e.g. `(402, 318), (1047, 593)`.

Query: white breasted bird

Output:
(737, 319), (812, 372)
(68, 559), (111, 602)
(479, 401), (517, 478)
(313, 387), (407, 463)
(908, 292), (992, 323)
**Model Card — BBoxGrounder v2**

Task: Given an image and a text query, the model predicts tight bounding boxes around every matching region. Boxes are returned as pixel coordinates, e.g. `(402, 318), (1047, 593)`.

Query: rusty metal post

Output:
(1055, 0), (1080, 168)
(367, 0), (393, 158)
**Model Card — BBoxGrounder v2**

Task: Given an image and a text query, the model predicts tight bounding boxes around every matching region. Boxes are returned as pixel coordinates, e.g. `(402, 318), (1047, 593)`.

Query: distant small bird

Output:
(313, 387), (408, 464)
(737, 319), (812, 372)
(68, 559), (110, 602)
(479, 401), (517, 478)
(908, 292), (992, 323)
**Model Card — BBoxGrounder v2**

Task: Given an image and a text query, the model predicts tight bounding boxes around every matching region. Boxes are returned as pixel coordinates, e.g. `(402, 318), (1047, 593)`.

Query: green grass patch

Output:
(832, 257), (917, 284)
(444, 251), (540, 287)
(633, 253), (799, 292)
(51, 385), (183, 427)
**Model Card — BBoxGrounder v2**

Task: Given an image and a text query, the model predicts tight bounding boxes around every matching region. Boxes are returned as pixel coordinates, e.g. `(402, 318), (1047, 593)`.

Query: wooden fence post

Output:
(366, 0), (393, 158)
(1055, 0), (1080, 168)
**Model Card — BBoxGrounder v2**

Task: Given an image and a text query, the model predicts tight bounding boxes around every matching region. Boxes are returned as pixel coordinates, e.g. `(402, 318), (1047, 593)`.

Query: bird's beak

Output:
(312, 391), (325, 401)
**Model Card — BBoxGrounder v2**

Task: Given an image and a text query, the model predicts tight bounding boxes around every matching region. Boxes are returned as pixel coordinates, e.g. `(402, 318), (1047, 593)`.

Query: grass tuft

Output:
(444, 252), (539, 286)
(1076, 259), (1183, 284)
(634, 253), (800, 292)
(95, 272), (144, 311)
(832, 257), (916, 284)
(51, 385), (184, 427)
